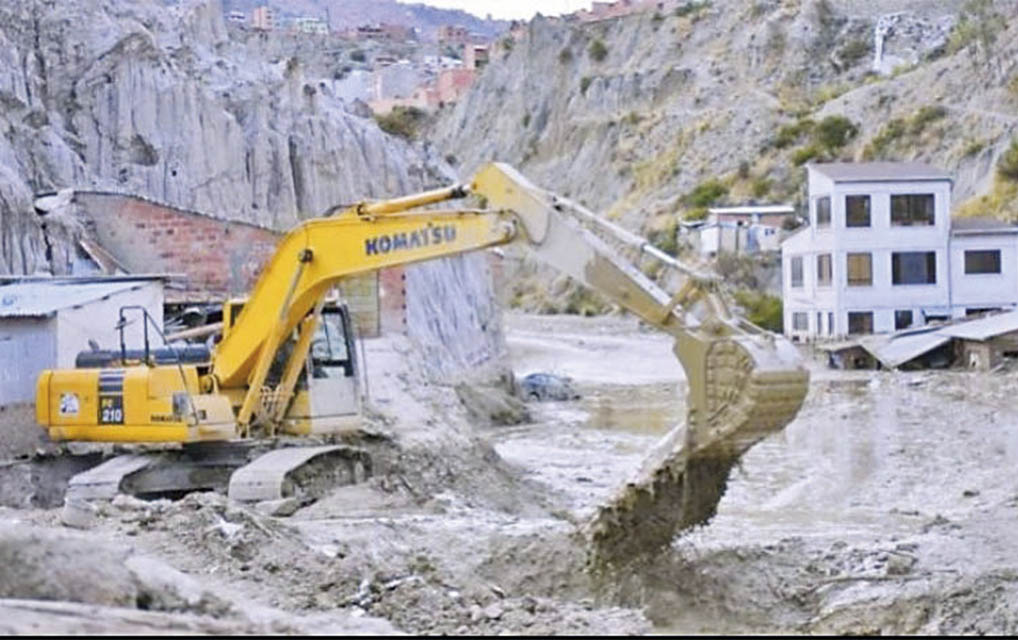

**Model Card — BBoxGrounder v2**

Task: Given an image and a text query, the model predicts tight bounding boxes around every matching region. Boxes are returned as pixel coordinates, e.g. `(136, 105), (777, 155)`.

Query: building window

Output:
(828, 312), (833, 335)
(816, 312), (823, 335)
(892, 251), (936, 285)
(895, 309), (913, 330)
(964, 249), (1002, 274)
(815, 196), (831, 227)
(848, 311), (874, 335)
(817, 253), (832, 287)
(846, 252), (872, 286)
(845, 195), (871, 227)
(891, 194), (935, 226)
(792, 312), (808, 331)
(790, 256), (803, 288)
(966, 307), (999, 316)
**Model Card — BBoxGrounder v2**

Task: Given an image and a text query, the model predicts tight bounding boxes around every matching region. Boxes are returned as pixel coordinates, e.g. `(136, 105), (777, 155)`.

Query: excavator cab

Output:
(283, 303), (360, 435)
(222, 295), (361, 436)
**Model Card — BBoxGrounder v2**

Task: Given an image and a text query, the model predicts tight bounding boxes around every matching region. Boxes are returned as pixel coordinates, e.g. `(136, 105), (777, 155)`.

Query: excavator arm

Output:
(212, 162), (807, 566)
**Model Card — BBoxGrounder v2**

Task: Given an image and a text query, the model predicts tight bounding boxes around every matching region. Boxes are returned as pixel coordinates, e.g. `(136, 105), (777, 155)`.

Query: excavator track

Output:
(228, 445), (370, 503)
(583, 335), (809, 572)
(60, 443), (371, 506)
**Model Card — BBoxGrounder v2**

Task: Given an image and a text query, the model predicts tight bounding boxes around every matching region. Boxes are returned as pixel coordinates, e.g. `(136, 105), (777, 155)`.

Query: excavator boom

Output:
(35, 162), (808, 569)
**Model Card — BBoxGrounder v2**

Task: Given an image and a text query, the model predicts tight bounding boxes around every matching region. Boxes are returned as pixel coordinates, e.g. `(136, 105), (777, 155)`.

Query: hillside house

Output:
(252, 6), (273, 31)
(782, 162), (1018, 340)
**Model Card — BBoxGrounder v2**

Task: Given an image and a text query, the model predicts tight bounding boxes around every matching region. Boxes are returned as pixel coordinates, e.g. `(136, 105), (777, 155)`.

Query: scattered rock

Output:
(254, 497), (301, 517)
(60, 498), (98, 529)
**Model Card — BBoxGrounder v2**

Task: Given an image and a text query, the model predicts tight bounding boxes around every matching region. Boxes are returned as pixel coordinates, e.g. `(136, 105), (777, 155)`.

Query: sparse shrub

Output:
(1008, 73), (1018, 98)
(909, 105), (947, 135)
(674, 1), (710, 18)
(624, 111), (642, 126)
(683, 178), (728, 208)
(522, 112), (531, 127)
(737, 161), (751, 180)
(589, 39), (608, 62)
(814, 115), (858, 151)
(774, 119), (814, 149)
(652, 12), (664, 23)
(839, 38), (871, 66)
(374, 106), (427, 140)
(646, 218), (679, 256)
(734, 290), (783, 332)
(580, 76), (592, 95)
(752, 177), (772, 198)
(865, 117), (906, 159)
(792, 144), (822, 166)
(684, 207), (709, 221)
(963, 139), (985, 157)
(350, 49), (366, 62)
(998, 139), (1018, 182)
(558, 48), (573, 64)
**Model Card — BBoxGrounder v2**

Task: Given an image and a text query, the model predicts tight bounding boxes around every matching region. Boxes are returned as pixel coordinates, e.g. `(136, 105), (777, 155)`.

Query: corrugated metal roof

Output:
(937, 310), (1018, 341)
(860, 329), (951, 368)
(809, 162), (951, 183)
(0, 281), (150, 317)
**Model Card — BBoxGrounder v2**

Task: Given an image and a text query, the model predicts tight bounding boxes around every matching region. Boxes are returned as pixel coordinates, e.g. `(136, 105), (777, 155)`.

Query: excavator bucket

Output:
(583, 333), (809, 572)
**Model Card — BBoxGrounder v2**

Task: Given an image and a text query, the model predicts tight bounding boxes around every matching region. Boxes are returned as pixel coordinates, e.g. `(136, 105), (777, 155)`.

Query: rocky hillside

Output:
(0, 0), (443, 275)
(436, 0), (1018, 239)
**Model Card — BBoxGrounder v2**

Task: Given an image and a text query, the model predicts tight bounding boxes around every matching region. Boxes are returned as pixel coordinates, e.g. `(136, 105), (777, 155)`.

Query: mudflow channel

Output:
(4, 313), (1018, 634)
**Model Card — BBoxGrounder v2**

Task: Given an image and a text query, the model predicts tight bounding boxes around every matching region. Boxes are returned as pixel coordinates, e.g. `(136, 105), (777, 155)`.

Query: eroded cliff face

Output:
(0, 0), (507, 384)
(436, 0), (1016, 228)
(0, 0), (438, 270)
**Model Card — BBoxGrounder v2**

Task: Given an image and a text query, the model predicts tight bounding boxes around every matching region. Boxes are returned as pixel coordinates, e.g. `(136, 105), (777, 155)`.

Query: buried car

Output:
(518, 373), (581, 401)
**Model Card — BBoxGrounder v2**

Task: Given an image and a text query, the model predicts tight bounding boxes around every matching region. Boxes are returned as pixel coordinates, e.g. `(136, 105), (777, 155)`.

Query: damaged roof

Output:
(859, 311), (1018, 368)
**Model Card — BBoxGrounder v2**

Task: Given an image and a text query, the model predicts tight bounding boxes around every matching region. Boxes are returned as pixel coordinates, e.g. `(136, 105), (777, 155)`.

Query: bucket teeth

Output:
(584, 337), (809, 572)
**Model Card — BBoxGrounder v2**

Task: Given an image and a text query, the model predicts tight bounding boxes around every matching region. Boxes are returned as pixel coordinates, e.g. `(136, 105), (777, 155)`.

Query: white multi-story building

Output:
(782, 162), (1018, 340)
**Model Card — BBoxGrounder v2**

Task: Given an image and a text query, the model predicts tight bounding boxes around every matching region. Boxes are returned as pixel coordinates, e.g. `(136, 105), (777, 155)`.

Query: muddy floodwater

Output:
(2, 313), (1018, 634)
(504, 313), (1018, 634)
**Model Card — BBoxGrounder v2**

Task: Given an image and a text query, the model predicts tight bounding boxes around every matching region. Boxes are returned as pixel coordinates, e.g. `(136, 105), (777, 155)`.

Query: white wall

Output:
(0, 317), (57, 406)
(950, 232), (1018, 315)
(55, 282), (165, 368)
(784, 169), (953, 338)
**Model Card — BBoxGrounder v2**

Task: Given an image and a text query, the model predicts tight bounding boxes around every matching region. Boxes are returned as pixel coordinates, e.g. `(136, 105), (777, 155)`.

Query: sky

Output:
(417, 1), (594, 21)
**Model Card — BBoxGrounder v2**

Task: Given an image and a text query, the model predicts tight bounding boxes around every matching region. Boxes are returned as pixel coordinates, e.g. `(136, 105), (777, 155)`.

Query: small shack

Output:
(0, 276), (165, 406)
(939, 311), (1018, 370)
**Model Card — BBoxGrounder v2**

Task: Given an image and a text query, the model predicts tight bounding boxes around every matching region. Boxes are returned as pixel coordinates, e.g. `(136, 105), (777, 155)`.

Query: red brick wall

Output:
(75, 192), (403, 337)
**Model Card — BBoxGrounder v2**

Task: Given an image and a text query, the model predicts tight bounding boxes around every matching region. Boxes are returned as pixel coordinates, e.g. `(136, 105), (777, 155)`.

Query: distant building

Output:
(436, 68), (476, 105)
(463, 44), (489, 70)
(437, 25), (470, 48)
(293, 17), (329, 35)
(226, 10), (247, 24)
(781, 162), (1018, 341)
(0, 277), (165, 406)
(252, 6), (274, 31)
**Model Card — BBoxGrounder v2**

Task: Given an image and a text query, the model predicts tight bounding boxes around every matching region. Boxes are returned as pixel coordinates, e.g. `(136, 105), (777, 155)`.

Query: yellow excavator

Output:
(35, 163), (808, 566)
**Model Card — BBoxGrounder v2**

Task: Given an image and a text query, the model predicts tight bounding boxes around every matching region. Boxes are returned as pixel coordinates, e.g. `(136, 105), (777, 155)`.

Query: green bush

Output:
(558, 48), (573, 64)
(589, 39), (608, 62)
(674, 1), (710, 18)
(998, 139), (1018, 182)
(774, 119), (814, 149)
(522, 112), (531, 127)
(374, 106), (427, 140)
(733, 290), (783, 332)
(350, 49), (366, 62)
(815, 115), (858, 150)
(580, 76), (592, 95)
(751, 177), (772, 198)
(792, 144), (822, 166)
(909, 105), (947, 135)
(683, 178), (728, 208)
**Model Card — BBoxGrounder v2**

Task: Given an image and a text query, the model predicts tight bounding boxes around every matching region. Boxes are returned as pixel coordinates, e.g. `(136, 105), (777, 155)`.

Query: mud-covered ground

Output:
(3, 313), (1018, 634)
